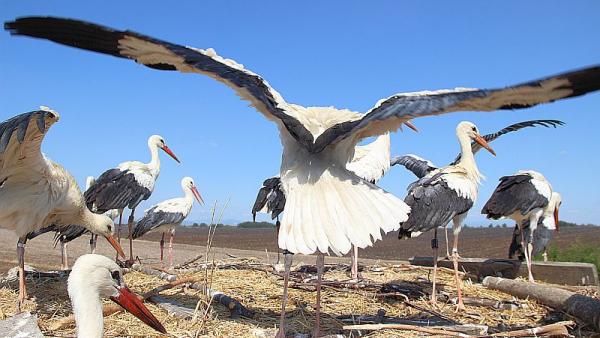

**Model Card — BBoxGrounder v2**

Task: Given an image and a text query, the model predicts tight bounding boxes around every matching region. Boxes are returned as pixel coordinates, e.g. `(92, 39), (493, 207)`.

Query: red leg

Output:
(431, 228), (438, 305)
(127, 208), (136, 262)
(168, 230), (174, 268)
(160, 232), (165, 264)
(313, 253), (325, 338)
(276, 251), (293, 338)
(17, 237), (28, 312)
(350, 245), (359, 280)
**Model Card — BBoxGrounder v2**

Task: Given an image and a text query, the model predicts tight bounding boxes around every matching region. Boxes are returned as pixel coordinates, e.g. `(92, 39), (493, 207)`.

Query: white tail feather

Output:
(279, 167), (409, 255)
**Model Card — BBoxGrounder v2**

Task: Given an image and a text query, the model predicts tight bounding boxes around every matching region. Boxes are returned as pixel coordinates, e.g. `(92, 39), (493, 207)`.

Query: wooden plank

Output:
(409, 257), (599, 287)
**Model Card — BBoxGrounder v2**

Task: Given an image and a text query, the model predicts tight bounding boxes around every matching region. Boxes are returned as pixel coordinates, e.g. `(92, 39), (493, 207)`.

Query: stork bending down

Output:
(132, 177), (203, 267)
(6, 16), (600, 334)
(0, 108), (125, 309)
(482, 171), (559, 282)
(391, 119), (564, 258)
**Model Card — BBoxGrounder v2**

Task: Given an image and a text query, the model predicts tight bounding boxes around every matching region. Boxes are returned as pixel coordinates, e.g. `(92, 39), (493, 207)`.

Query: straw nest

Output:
(0, 258), (597, 337)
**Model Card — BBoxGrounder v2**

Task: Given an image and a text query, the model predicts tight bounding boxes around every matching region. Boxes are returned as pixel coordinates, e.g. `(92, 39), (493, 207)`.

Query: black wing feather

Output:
(132, 206), (185, 239)
(482, 174), (549, 219)
(508, 220), (553, 261)
(251, 177), (286, 221)
(85, 169), (151, 212)
(390, 155), (437, 179)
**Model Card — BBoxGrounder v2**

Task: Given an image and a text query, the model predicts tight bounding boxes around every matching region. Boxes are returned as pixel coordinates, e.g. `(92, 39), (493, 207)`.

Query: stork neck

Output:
(147, 143), (161, 176)
(456, 133), (482, 183)
(70, 285), (104, 338)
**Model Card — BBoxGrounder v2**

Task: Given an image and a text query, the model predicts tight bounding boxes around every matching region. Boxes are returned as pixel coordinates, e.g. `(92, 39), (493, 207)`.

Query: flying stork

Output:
(0, 108), (125, 309)
(132, 177), (204, 267)
(83, 134), (180, 262)
(509, 192), (561, 262)
(392, 119), (564, 257)
(5, 16), (600, 335)
(68, 254), (167, 337)
(398, 121), (496, 310)
(481, 170), (558, 282)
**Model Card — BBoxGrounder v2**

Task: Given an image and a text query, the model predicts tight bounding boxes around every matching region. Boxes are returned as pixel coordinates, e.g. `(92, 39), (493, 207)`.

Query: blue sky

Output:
(1, 1), (599, 225)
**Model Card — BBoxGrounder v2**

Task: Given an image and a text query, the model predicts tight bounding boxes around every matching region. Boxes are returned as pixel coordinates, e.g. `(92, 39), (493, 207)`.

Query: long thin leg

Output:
(452, 219), (465, 312)
(313, 253), (325, 338)
(116, 210), (123, 261)
(127, 208), (136, 261)
(350, 245), (359, 280)
(61, 242), (68, 270)
(168, 229), (174, 268)
(444, 226), (451, 258)
(17, 237), (27, 312)
(160, 232), (165, 264)
(276, 250), (293, 338)
(519, 221), (534, 282)
(431, 228), (439, 305)
(542, 249), (548, 262)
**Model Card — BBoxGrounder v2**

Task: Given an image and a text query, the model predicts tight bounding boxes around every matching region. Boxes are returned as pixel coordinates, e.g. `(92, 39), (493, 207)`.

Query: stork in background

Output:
(0, 108), (125, 309)
(132, 177), (204, 267)
(83, 134), (180, 263)
(482, 171), (558, 282)
(398, 121), (496, 310)
(6, 17), (600, 335)
(391, 119), (564, 258)
(509, 192), (561, 262)
(68, 254), (166, 337)
(85, 176), (120, 253)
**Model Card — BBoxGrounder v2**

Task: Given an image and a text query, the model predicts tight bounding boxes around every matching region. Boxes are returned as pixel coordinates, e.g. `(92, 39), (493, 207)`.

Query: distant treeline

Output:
(188, 221), (275, 228)
(484, 220), (597, 228)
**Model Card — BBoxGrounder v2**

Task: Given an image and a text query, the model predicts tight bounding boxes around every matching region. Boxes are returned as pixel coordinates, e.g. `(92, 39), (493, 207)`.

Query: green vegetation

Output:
(542, 242), (600, 271)
(238, 221), (275, 229)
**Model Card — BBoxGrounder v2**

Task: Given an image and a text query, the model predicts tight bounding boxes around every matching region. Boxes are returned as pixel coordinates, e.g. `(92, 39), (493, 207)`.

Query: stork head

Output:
(148, 135), (180, 163)
(456, 121), (496, 156)
(88, 213), (125, 259)
(68, 254), (167, 334)
(549, 192), (562, 232)
(181, 176), (204, 205)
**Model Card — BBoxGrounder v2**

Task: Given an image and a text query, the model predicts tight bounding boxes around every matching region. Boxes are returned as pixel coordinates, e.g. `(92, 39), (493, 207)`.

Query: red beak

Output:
(403, 121), (419, 132)
(105, 235), (126, 259)
(110, 286), (167, 334)
(191, 185), (204, 206)
(554, 207), (560, 232)
(474, 134), (496, 156)
(161, 145), (180, 163)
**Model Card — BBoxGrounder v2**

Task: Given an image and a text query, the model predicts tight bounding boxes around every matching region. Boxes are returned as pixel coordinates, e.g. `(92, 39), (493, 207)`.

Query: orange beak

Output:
(161, 145), (180, 163)
(191, 185), (205, 206)
(554, 207), (560, 232)
(110, 286), (167, 334)
(105, 235), (126, 259)
(474, 134), (496, 156)
(403, 121), (418, 132)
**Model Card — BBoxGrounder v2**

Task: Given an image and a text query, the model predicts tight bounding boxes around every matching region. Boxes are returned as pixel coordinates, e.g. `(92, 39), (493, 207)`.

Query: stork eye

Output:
(471, 126), (476, 131)
(111, 270), (120, 282)
(108, 225), (112, 232)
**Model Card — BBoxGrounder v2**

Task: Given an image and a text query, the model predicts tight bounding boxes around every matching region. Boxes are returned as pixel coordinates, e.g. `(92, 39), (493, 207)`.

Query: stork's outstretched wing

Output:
(0, 108), (59, 174)
(313, 67), (599, 152)
(450, 119), (565, 165)
(252, 177), (285, 221)
(5, 17), (315, 150)
(390, 154), (438, 179)
(346, 134), (391, 184)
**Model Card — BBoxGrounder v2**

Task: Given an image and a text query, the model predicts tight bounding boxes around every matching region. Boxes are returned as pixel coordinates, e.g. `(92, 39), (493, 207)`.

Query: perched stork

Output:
(85, 176), (120, 253)
(68, 254), (166, 337)
(0, 108), (125, 309)
(398, 121), (496, 310)
(132, 177), (204, 267)
(392, 119), (564, 257)
(6, 17), (600, 336)
(83, 134), (180, 262)
(508, 193), (561, 262)
(481, 171), (558, 282)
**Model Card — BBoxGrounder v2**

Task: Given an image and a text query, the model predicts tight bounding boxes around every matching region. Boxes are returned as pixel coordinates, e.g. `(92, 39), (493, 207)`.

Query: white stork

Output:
(0, 108), (125, 309)
(398, 121), (496, 310)
(482, 171), (559, 282)
(6, 16), (600, 335)
(68, 254), (166, 337)
(85, 176), (120, 254)
(132, 177), (204, 267)
(509, 192), (561, 262)
(392, 119), (565, 258)
(83, 134), (180, 262)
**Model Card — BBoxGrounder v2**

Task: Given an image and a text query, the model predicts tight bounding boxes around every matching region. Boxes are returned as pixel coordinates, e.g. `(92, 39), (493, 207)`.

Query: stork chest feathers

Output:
(117, 161), (157, 191)
(436, 166), (481, 201)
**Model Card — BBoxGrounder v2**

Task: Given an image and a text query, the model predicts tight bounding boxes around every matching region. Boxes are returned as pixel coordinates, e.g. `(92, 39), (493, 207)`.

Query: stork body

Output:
(68, 254), (166, 337)
(392, 119), (564, 257)
(0, 108), (124, 309)
(482, 172), (560, 281)
(132, 177), (203, 267)
(6, 16), (600, 335)
(399, 121), (496, 310)
(84, 135), (179, 262)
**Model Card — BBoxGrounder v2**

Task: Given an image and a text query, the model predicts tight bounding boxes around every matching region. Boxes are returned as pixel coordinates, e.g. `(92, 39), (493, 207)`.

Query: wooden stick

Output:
(131, 263), (177, 282)
(172, 254), (203, 269)
(189, 281), (254, 318)
(49, 277), (194, 330)
(483, 276), (600, 331)
(488, 320), (573, 337)
(342, 323), (473, 337)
